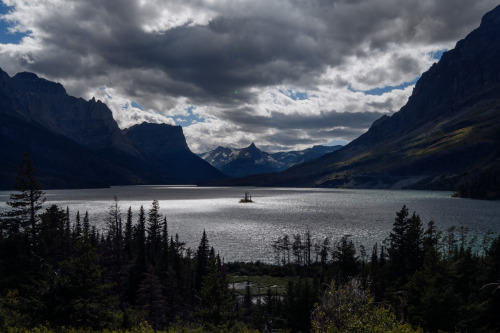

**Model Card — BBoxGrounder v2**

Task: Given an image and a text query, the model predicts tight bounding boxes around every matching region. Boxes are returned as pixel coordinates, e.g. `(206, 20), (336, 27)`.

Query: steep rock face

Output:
(124, 122), (189, 155)
(228, 4), (500, 189)
(124, 122), (227, 184)
(0, 69), (225, 188)
(11, 72), (141, 157)
(0, 110), (149, 189)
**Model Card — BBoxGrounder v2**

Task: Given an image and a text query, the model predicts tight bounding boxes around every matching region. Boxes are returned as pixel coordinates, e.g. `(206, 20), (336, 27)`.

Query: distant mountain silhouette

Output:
(0, 70), (226, 189)
(224, 5), (500, 192)
(199, 143), (341, 178)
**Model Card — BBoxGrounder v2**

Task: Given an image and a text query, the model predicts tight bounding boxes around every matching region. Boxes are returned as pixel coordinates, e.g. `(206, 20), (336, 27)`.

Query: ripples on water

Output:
(1, 186), (499, 263)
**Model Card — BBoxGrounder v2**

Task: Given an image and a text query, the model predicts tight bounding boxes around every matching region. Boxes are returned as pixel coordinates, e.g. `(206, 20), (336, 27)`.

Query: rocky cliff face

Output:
(124, 122), (189, 155)
(228, 4), (500, 189)
(0, 70), (226, 188)
(124, 122), (227, 184)
(11, 72), (141, 157)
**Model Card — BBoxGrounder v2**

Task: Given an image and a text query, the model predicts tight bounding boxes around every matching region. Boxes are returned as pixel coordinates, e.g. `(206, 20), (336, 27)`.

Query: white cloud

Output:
(0, 0), (497, 153)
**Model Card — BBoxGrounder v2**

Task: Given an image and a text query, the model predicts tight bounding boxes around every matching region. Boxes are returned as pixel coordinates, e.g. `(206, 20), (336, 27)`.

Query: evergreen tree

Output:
(197, 253), (236, 329)
(1, 153), (45, 246)
(333, 235), (358, 278)
(82, 211), (90, 239)
(147, 200), (162, 264)
(156, 216), (169, 282)
(195, 230), (210, 292)
(106, 196), (123, 264)
(305, 229), (312, 266)
(284, 279), (316, 333)
(136, 265), (167, 329)
(292, 233), (303, 266)
(128, 205), (146, 304)
(57, 241), (118, 329)
(387, 205), (424, 283)
(124, 206), (133, 260)
(73, 211), (82, 240)
(320, 237), (330, 265)
(38, 205), (70, 266)
(135, 205), (146, 264)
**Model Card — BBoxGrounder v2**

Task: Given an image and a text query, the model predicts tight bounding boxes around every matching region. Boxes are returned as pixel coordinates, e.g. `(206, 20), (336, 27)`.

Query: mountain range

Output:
(1, 4), (499, 194)
(0, 71), (226, 189)
(223, 4), (500, 192)
(198, 143), (341, 178)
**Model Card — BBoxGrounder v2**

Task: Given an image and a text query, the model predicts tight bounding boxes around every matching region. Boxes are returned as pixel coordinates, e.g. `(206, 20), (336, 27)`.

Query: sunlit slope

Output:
(229, 5), (500, 189)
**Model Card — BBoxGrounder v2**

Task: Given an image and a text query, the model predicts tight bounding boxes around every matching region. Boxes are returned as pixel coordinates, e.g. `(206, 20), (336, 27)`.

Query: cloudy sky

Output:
(0, 0), (497, 153)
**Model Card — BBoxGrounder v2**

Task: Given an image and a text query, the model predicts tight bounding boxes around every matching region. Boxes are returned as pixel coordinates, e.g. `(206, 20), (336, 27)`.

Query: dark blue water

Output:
(1, 186), (499, 262)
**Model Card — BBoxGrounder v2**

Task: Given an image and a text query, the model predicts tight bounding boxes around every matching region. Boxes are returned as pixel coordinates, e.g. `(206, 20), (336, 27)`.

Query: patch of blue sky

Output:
(279, 89), (311, 101)
(430, 49), (447, 60)
(98, 86), (113, 100)
(0, 3), (28, 44)
(174, 106), (204, 126)
(348, 77), (419, 96)
(347, 50), (446, 97)
(131, 101), (143, 110)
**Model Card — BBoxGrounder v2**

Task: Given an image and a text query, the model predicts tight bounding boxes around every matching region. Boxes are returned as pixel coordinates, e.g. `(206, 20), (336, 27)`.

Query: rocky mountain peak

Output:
(241, 142), (261, 156)
(124, 122), (189, 156)
(13, 72), (66, 95)
(481, 4), (500, 26)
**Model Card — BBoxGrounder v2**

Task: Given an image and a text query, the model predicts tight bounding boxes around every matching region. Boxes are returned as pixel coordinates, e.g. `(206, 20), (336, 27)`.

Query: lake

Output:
(1, 186), (499, 263)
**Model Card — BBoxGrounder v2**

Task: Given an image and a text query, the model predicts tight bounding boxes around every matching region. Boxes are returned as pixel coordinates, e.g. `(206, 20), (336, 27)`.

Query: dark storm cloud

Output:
(2, 0), (498, 151)
(18, 0), (495, 103)
(223, 107), (385, 131)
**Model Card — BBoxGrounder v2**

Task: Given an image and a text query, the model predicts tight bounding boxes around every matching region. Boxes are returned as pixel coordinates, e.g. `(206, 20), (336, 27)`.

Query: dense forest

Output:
(1, 154), (500, 332)
(453, 165), (500, 200)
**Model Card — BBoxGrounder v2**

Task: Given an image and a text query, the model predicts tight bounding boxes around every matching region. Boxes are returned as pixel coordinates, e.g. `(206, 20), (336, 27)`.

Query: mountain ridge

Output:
(220, 4), (500, 190)
(0, 69), (226, 189)
(199, 143), (342, 178)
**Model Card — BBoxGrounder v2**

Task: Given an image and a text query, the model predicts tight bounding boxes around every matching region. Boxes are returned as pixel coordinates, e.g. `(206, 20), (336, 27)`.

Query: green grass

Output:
(228, 275), (312, 296)
(406, 125), (475, 157)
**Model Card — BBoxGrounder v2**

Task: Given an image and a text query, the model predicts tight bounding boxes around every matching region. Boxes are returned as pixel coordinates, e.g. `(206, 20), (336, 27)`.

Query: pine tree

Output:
(73, 211), (82, 240)
(197, 253), (236, 329)
(147, 200), (162, 264)
(107, 196), (123, 264)
(39, 205), (69, 265)
(135, 205), (146, 263)
(195, 230), (210, 292)
(136, 265), (167, 329)
(124, 206), (133, 260)
(305, 229), (312, 266)
(387, 205), (424, 283)
(1, 153), (45, 246)
(58, 240), (117, 329)
(128, 205), (146, 304)
(333, 235), (358, 278)
(82, 211), (90, 240)
(320, 237), (330, 266)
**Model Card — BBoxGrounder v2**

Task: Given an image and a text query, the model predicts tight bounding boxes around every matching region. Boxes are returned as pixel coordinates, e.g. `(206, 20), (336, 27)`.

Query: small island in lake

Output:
(240, 191), (254, 203)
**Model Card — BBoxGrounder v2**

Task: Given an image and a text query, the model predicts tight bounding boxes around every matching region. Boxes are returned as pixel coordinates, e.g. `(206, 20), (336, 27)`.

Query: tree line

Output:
(259, 205), (500, 332)
(1, 154), (500, 332)
(0, 154), (238, 331)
